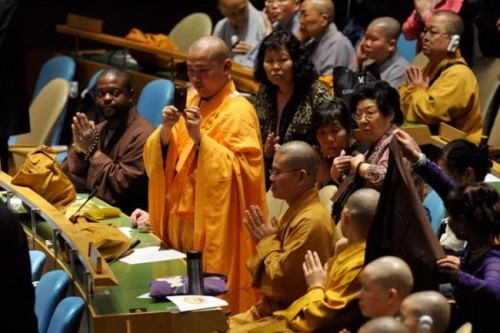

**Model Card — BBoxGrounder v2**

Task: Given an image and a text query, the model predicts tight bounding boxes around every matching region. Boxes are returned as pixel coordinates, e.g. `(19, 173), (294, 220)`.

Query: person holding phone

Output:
(399, 10), (483, 143)
(142, 36), (267, 315)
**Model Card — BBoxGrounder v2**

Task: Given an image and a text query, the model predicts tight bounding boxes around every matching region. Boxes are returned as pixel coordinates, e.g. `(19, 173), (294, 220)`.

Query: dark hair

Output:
(254, 30), (318, 88)
(97, 67), (133, 92)
(350, 81), (404, 125)
(312, 98), (352, 135)
(441, 139), (492, 181)
(445, 183), (500, 237)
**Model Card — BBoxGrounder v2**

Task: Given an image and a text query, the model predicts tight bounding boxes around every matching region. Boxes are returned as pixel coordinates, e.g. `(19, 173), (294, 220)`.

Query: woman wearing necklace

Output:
(437, 183), (500, 333)
(253, 30), (331, 188)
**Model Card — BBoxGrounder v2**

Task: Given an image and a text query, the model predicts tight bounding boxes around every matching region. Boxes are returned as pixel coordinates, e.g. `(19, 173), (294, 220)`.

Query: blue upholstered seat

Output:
(29, 250), (47, 281)
(397, 34), (417, 63)
(35, 270), (71, 333)
(46, 296), (85, 333)
(136, 79), (175, 127)
(423, 188), (447, 234)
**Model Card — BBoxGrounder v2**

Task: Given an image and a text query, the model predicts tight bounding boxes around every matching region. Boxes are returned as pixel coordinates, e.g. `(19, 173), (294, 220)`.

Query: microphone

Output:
(230, 35), (240, 50)
(73, 187), (98, 216)
(108, 239), (141, 265)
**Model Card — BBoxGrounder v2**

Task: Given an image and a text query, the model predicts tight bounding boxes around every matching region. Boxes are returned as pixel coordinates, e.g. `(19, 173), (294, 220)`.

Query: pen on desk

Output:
(108, 239), (141, 265)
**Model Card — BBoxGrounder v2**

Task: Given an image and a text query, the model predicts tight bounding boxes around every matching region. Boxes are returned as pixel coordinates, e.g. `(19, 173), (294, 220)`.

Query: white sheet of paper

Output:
(119, 227), (132, 238)
(120, 248), (186, 264)
(137, 292), (151, 299)
(167, 295), (228, 312)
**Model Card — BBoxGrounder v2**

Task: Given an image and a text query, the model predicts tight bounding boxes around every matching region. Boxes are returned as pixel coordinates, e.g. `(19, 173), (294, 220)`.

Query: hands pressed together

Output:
(244, 205), (278, 244)
(72, 112), (97, 154)
(264, 132), (280, 159)
(405, 66), (429, 89)
(302, 250), (329, 289)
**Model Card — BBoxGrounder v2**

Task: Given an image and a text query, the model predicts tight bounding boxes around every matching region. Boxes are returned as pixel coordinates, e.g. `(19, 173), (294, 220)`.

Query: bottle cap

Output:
(187, 250), (202, 259)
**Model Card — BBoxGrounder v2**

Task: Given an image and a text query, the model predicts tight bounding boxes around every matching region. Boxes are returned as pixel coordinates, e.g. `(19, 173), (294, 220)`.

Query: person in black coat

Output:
(0, 200), (38, 332)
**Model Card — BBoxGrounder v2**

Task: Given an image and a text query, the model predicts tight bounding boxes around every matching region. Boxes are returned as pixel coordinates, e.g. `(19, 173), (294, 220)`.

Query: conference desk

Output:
(0, 172), (228, 333)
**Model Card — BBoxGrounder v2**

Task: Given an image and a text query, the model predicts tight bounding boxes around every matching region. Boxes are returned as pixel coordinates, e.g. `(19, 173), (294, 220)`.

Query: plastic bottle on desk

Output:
(187, 250), (204, 295)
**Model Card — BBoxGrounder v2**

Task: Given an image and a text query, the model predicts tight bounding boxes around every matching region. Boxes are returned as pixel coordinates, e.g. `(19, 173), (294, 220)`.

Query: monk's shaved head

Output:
(433, 10), (464, 35)
(369, 17), (401, 41)
(364, 256), (414, 298)
(360, 316), (410, 333)
(401, 291), (450, 333)
(304, 0), (334, 19)
(188, 36), (230, 63)
(276, 141), (318, 182)
(346, 188), (380, 226)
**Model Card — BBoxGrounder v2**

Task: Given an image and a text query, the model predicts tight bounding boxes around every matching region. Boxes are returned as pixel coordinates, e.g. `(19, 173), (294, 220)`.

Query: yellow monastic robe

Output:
(399, 51), (483, 143)
(144, 80), (268, 314)
(247, 242), (366, 333)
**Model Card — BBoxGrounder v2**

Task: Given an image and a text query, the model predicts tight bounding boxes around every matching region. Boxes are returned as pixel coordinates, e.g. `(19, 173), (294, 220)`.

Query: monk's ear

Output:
(223, 59), (232, 73)
(387, 38), (396, 53)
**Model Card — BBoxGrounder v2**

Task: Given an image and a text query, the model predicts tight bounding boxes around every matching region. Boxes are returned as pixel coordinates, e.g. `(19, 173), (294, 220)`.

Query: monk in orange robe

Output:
(142, 36), (267, 314)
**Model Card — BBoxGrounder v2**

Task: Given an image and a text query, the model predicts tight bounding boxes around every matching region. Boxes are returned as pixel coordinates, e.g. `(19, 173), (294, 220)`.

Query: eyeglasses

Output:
(352, 108), (379, 121)
(269, 168), (302, 176)
(420, 27), (449, 39)
(95, 88), (126, 98)
(265, 0), (290, 4)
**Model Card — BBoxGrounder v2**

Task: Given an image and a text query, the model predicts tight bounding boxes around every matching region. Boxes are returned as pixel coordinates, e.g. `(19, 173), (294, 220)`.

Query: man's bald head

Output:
(369, 17), (401, 41)
(432, 10), (464, 35)
(345, 188), (380, 226)
(275, 141), (318, 182)
(364, 256), (414, 298)
(304, 0), (334, 19)
(359, 316), (410, 333)
(188, 36), (230, 64)
(401, 291), (450, 333)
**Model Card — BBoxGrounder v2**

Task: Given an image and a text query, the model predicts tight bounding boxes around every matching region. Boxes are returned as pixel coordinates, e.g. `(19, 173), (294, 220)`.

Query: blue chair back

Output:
(137, 79), (175, 127)
(34, 56), (76, 146)
(29, 250), (47, 281)
(423, 189), (447, 234)
(33, 56), (76, 100)
(35, 270), (71, 333)
(46, 296), (85, 333)
(397, 34), (417, 63)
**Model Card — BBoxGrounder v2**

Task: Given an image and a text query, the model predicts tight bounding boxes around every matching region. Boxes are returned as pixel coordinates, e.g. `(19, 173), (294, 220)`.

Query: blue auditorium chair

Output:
(46, 296), (86, 333)
(29, 250), (47, 282)
(397, 34), (417, 63)
(137, 79), (175, 127)
(35, 270), (71, 333)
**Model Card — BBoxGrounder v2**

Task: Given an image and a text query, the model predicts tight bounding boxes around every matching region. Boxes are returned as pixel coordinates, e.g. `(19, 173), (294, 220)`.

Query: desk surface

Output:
(0, 178), (229, 333)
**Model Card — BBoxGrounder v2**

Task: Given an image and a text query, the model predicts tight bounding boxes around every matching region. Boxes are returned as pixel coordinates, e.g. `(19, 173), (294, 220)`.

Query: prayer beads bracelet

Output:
(84, 130), (100, 162)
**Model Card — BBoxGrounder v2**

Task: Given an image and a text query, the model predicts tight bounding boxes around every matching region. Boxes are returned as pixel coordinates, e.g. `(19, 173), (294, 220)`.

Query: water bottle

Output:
(187, 250), (204, 295)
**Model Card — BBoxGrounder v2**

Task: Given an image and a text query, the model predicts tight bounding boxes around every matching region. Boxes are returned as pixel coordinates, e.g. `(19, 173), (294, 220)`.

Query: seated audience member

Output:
(312, 98), (366, 188)
(299, 0), (355, 77)
(213, 0), (267, 64)
(437, 183), (500, 332)
(240, 0), (302, 68)
(396, 131), (492, 250)
(0, 201), (37, 332)
(254, 30), (331, 187)
(142, 36), (267, 314)
(229, 141), (338, 332)
(333, 81), (420, 191)
(358, 256), (414, 319)
(399, 10), (482, 143)
(399, 291), (451, 333)
(353, 17), (410, 88)
(244, 188), (380, 332)
(358, 316), (410, 333)
(402, 0), (462, 52)
(62, 68), (154, 215)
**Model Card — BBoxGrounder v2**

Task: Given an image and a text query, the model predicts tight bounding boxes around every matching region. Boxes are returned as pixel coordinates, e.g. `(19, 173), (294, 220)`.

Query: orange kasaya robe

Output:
(144, 80), (268, 314)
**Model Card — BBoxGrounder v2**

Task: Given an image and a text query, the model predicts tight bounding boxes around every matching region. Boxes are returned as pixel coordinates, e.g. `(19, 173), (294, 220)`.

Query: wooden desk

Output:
(56, 24), (255, 81)
(0, 174), (229, 333)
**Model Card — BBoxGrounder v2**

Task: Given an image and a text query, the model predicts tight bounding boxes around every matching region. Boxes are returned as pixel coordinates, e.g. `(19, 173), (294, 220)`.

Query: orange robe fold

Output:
(144, 80), (267, 313)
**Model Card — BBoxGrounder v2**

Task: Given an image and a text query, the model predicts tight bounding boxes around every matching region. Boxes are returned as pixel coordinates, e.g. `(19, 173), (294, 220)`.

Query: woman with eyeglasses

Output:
(332, 80), (420, 190)
(254, 30), (331, 188)
(312, 98), (366, 189)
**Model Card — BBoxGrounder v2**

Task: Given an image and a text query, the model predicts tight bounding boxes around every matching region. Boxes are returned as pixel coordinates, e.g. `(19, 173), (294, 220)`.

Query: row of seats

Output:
(29, 251), (85, 333)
